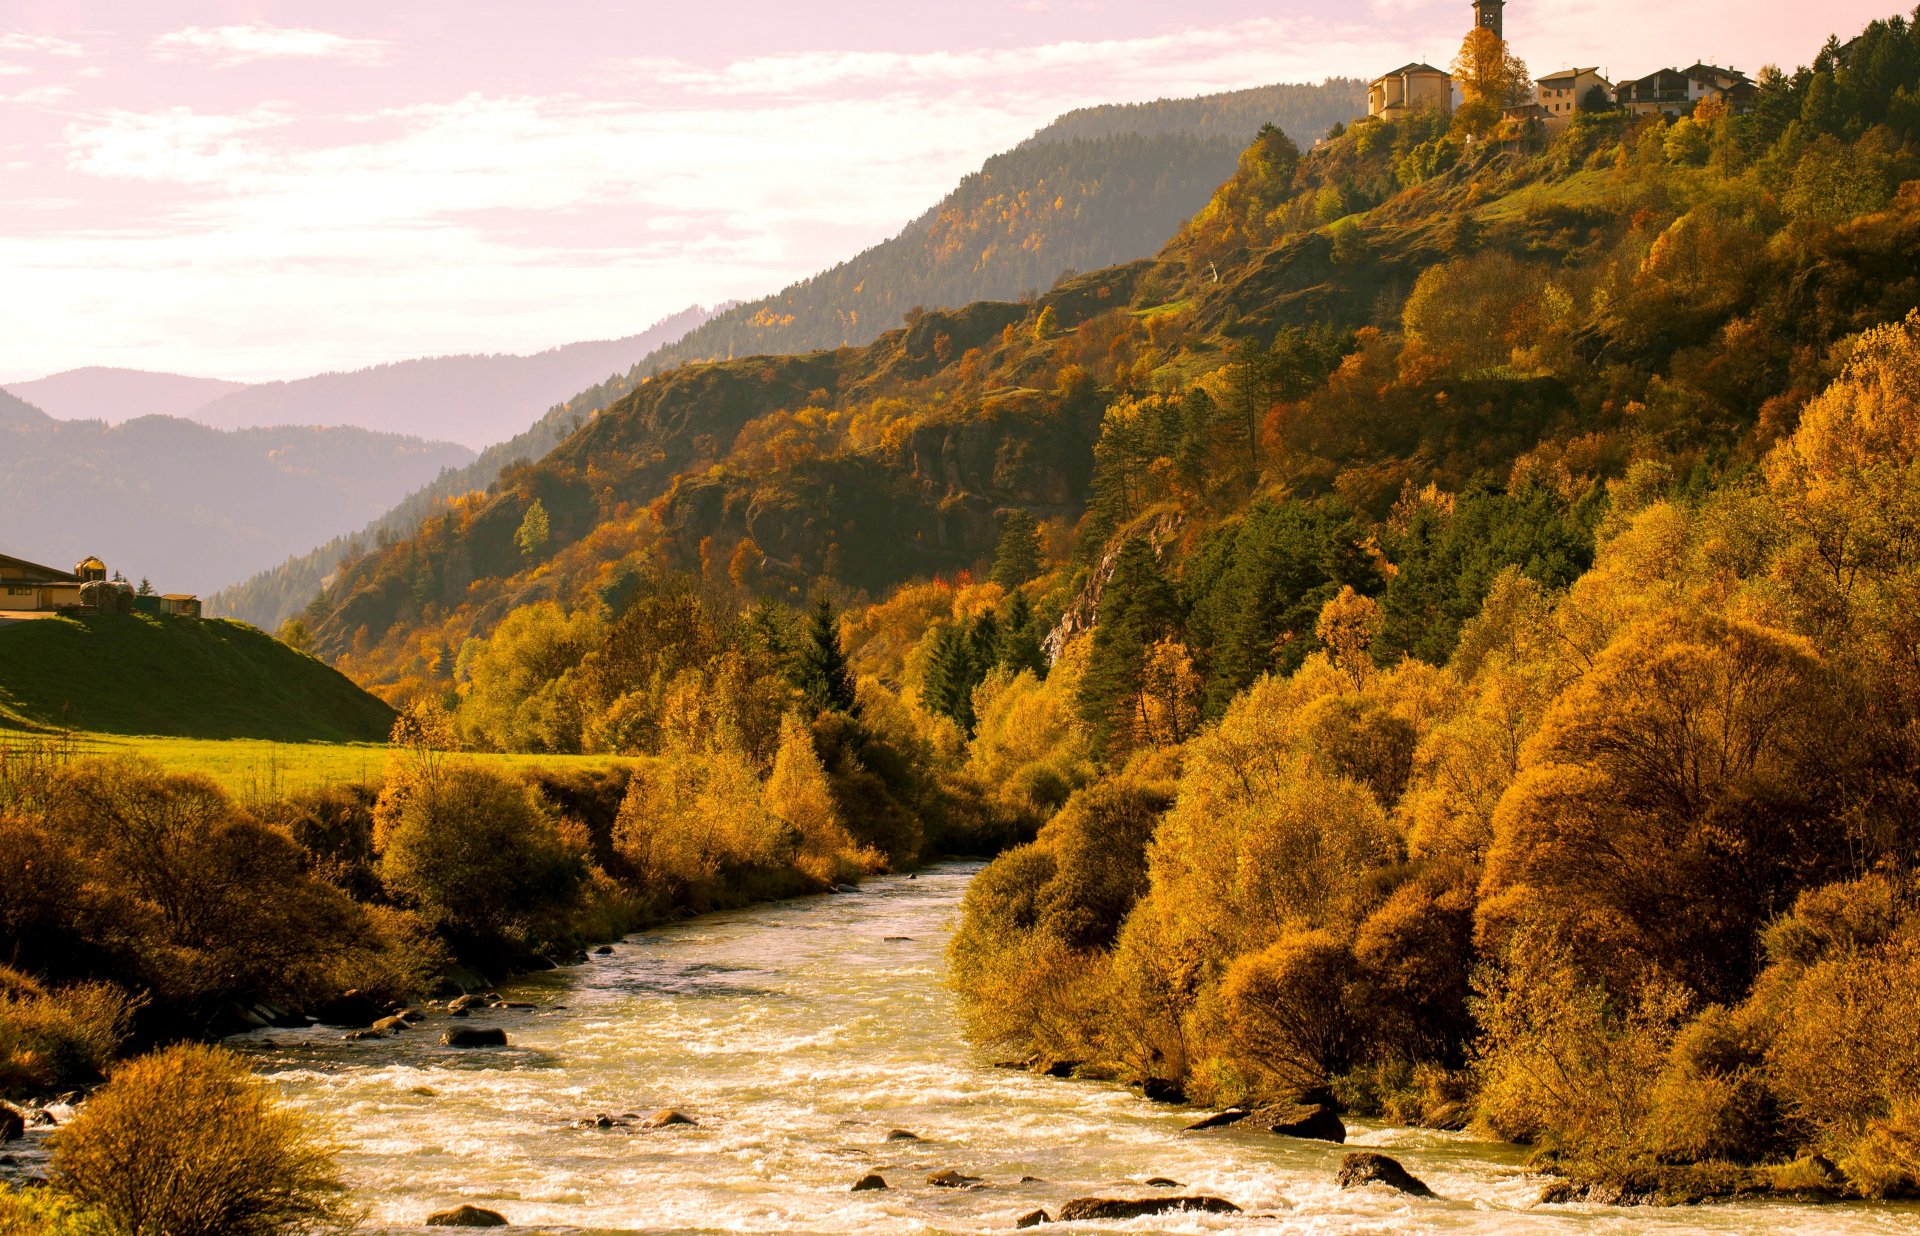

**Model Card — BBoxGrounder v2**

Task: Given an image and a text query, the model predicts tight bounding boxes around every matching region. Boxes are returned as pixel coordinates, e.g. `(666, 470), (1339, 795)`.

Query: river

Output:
(234, 865), (1920, 1234)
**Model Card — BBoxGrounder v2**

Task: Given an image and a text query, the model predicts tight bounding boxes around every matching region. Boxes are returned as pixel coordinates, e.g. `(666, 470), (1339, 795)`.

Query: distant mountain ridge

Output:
(190, 311), (717, 448)
(3, 368), (249, 423)
(0, 405), (473, 597)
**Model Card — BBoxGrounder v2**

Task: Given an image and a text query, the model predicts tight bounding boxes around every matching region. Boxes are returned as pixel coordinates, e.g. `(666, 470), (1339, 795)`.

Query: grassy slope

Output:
(0, 614), (395, 741)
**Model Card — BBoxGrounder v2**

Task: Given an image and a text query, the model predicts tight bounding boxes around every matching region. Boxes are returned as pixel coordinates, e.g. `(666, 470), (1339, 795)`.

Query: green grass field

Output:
(0, 613), (395, 741)
(2, 731), (629, 800)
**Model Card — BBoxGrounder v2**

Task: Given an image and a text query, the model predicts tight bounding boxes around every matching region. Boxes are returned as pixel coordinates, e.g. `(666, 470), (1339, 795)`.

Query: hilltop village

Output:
(1369, 0), (1759, 127)
(0, 551), (199, 619)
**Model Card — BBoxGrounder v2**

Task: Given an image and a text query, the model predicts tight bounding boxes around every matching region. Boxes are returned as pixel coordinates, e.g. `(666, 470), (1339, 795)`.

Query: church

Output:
(1366, 1), (1505, 122)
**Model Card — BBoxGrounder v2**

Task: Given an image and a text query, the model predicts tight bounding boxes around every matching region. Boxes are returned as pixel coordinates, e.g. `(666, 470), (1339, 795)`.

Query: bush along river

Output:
(233, 866), (1920, 1234)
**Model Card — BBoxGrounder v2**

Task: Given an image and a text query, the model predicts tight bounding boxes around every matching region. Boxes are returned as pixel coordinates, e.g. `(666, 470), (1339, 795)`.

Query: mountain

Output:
(207, 79), (1366, 633)
(0, 412), (473, 597)
(0, 612), (393, 741)
(301, 57), (1920, 694)
(189, 307), (718, 449)
(604, 79), (1367, 375)
(2, 368), (249, 423)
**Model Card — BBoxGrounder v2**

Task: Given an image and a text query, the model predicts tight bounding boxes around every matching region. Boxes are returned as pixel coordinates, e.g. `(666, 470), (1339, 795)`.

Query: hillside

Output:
(0, 413), (473, 596)
(2, 368), (248, 423)
(189, 307), (717, 448)
(0, 613), (394, 741)
(208, 79), (1364, 633)
(305, 67), (1920, 688)
(605, 80), (1366, 376)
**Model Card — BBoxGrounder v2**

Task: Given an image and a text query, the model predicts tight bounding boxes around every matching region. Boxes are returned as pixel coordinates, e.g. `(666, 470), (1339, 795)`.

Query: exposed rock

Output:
(1041, 1060), (1080, 1079)
(641, 1109), (696, 1128)
(1057, 1196), (1240, 1221)
(1015, 1209), (1051, 1228)
(312, 992), (384, 1029)
(1144, 1177), (1181, 1187)
(1140, 1078), (1186, 1104)
(1184, 1108), (1249, 1131)
(28, 1110), (54, 1127)
(594, 945), (615, 955)
(424, 1204), (508, 1227)
(1267, 1104), (1346, 1143)
(835, 884), (860, 894)
(371, 1016), (412, 1034)
(928, 1169), (982, 1188)
(851, 1173), (888, 1192)
(447, 994), (483, 1014)
(886, 1129), (922, 1142)
(342, 1029), (385, 1041)
(441, 1027), (508, 1048)
(448, 1008), (469, 1019)
(1337, 1152), (1435, 1198)
(0, 1106), (22, 1143)
(504, 1002), (536, 1010)
(883, 936), (913, 942)
(392, 1006), (425, 1023)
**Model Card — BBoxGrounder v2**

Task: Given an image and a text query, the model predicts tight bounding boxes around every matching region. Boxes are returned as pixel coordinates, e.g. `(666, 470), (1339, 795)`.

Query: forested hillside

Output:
(212, 79), (1364, 634)
(206, 307), (719, 629)
(287, 10), (1920, 1202)
(0, 406), (472, 596)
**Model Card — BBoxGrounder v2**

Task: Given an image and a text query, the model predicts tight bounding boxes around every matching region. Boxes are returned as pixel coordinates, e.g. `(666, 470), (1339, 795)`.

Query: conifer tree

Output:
(1077, 537), (1183, 756)
(991, 510), (1043, 589)
(793, 594), (859, 717)
(998, 590), (1049, 678)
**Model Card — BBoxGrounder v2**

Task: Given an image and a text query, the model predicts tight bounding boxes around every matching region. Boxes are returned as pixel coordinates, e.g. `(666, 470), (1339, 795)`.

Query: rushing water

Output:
(233, 866), (1919, 1234)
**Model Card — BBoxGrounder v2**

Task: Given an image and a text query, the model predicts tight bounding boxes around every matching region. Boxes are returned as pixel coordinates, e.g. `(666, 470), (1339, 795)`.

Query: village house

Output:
(1535, 67), (1613, 125)
(0, 550), (198, 617)
(1616, 63), (1757, 116)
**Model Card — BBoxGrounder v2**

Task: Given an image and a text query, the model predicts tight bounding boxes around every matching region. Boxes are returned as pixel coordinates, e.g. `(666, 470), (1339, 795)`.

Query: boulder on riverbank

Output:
(312, 992), (384, 1028)
(1337, 1152), (1435, 1198)
(1141, 1078), (1186, 1104)
(0, 1106), (22, 1143)
(1057, 1196), (1240, 1221)
(424, 1204), (507, 1227)
(441, 1027), (508, 1048)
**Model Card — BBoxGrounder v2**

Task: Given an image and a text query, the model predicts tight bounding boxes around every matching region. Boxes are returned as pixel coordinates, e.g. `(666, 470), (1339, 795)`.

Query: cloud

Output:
(0, 34), (82, 57)
(65, 108), (288, 184)
(152, 25), (389, 67)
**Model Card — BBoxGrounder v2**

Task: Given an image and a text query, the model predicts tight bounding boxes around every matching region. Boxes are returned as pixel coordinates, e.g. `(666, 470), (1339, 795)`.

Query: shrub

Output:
(0, 1190), (110, 1236)
(0, 971), (141, 1098)
(53, 1043), (354, 1236)
(1219, 929), (1358, 1097)
(374, 761), (586, 954)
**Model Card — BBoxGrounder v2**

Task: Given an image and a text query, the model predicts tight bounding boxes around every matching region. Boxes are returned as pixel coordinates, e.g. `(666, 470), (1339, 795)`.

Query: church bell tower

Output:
(1473, 0), (1505, 40)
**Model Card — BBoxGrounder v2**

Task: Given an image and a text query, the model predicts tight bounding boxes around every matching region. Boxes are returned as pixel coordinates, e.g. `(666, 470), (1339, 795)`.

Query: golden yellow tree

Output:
(1452, 27), (1531, 133)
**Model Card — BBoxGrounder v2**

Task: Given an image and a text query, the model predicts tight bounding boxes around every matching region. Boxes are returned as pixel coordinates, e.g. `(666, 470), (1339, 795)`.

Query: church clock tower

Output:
(1474, 0), (1505, 40)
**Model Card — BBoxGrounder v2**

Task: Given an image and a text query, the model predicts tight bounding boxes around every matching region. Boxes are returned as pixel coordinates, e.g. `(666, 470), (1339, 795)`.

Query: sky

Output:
(0, 0), (1896, 383)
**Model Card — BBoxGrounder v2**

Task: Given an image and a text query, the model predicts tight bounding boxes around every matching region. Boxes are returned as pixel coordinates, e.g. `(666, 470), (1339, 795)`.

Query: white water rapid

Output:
(234, 865), (1920, 1234)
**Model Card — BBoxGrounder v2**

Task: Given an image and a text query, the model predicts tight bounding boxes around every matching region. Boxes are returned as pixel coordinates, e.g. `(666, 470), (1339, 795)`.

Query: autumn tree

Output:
(514, 498), (551, 559)
(1452, 27), (1531, 134)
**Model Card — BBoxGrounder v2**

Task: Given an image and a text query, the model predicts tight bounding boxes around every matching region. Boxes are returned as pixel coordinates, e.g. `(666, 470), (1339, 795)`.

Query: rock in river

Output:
(642, 1108), (696, 1128)
(424, 1204), (508, 1227)
(1016, 1209), (1051, 1228)
(1057, 1196), (1240, 1221)
(1267, 1103), (1346, 1143)
(441, 1027), (508, 1048)
(851, 1173), (888, 1192)
(928, 1169), (982, 1188)
(1336, 1151), (1436, 1198)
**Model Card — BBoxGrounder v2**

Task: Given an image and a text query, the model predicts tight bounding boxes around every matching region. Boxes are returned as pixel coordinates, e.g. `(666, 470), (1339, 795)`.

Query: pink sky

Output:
(0, 0), (1896, 383)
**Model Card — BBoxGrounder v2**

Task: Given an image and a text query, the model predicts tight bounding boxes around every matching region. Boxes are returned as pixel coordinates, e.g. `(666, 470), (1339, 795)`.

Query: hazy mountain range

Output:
(4, 310), (718, 451)
(0, 388), (473, 597)
(207, 77), (1367, 632)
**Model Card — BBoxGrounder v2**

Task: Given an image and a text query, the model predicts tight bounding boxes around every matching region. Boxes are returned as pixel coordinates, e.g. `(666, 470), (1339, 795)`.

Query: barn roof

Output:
(0, 552), (79, 583)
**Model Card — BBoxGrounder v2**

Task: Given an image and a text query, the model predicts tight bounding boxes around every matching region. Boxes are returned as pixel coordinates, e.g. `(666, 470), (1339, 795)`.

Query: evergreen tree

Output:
(990, 510), (1043, 589)
(136, 578), (155, 597)
(998, 591), (1049, 679)
(922, 621), (983, 733)
(793, 595), (859, 717)
(1077, 537), (1184, 756)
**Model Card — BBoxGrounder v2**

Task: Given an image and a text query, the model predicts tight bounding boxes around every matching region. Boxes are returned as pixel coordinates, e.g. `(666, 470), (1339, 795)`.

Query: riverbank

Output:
(217, 866), (1919, 1235)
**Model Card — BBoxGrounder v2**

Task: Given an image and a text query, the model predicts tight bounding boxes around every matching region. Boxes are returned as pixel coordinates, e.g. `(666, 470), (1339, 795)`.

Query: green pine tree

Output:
(998, 591), (1049, 679)
(1077, 537), (1183, 757)
(793, 594), (859, 717)
(990, 510), (1044, 589)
